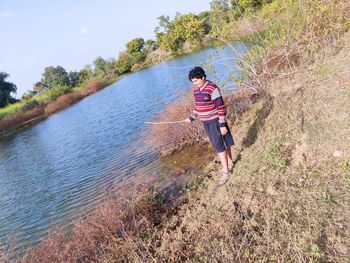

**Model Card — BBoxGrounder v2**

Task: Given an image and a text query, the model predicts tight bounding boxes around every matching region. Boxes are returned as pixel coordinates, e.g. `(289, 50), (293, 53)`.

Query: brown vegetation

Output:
(45, 92), (85, 115)
(146, 91), (205, 155)
(12, 192), (170, 263)
(0, 106), (45, 133)
(80, 81), (105, 96)
(146, 88), (259, 155)
(3, 1), (350, 262)
(0, 81), (106, 136)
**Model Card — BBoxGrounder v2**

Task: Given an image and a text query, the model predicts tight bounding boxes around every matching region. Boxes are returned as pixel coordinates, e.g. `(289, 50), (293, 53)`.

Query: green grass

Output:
(0, 101), (23, 119)
(263, 142), (287, 171)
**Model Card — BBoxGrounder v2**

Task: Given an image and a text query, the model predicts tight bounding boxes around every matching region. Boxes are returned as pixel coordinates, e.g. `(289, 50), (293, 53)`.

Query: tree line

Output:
(0, 0), (270, 108)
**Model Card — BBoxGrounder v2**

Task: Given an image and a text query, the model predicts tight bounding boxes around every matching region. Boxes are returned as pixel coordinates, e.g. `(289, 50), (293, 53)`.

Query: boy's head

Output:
(188, 66), (207, 88)
(188, 66), (206, 80)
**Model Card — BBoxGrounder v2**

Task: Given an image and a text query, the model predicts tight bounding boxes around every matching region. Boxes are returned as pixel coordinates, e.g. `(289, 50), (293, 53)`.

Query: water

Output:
(0, 42), (248, 251)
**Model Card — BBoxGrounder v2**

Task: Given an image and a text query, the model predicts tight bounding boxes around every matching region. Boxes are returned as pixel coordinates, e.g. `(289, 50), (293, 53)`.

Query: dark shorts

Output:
(203, 119), (234, 153)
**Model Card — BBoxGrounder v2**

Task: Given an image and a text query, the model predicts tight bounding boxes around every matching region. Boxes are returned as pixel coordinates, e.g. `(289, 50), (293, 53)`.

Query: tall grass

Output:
(3, 1), (350, 262)
(0, 80), (106, 135)
(146, 88), (258, 155)
(221, 0), (350, 93)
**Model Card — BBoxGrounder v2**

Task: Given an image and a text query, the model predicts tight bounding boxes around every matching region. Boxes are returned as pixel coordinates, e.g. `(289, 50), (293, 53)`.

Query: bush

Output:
(146, 88), (259, 154)
(22, 99), (40, 111)
(47, 86), (72, 100)
(146, 91), (206, 154)
(44, 92), (85, 115)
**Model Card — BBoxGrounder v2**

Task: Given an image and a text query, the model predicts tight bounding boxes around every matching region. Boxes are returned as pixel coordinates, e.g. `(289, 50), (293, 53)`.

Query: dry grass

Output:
(5, 2), (350, 262)
(91, 21), (350, 263)
(0, 80), (106, 136)
(147, 88), (259, 155)
(143, 31), (350, 263)
(44, 92), (85, 115)
(80, 81), (105, 96)
(10, 188), (174, 263)
(0, 106), (45, 133)
(146, 91), (205, 154)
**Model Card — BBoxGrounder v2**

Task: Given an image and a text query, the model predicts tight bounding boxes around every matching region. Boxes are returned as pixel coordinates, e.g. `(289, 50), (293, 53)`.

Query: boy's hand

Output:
(220, 126), (228, 135)
(184, 118), (191, 123)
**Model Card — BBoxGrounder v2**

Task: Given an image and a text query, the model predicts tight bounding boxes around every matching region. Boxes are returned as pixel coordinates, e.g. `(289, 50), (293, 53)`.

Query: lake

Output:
(0, 42), (248, 252)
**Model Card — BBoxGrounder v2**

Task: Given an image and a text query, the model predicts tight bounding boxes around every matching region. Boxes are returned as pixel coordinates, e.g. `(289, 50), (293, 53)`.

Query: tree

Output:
(209, 0), (231, 33)
(78, 65), (93, 83)
(116, 52), (134, 74)
(33, 81), (49, 94)
(210, 0), (230, 11)
(103, 58), (118, 76)
(230, 0), (264, 11)
(154, 15), (173, 35)
(172, 14), (205, 43)
(0, 72), (17, 108)
(93, 57), (108, 76)
(144, 39), (158, 52)
(198, 11), (211, 34)
(159, 14), (205, 51)
(41, 66), (70, 88)
(158, 32), (182, 52)
(68, 71), (80, 87)
(126, 38), (145, 54)
(125, 38), (146, 63)
(21, 90), (37, 100)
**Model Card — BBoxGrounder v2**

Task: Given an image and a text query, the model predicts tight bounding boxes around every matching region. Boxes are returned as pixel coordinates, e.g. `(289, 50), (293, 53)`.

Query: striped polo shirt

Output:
(189, 81), (227, 127)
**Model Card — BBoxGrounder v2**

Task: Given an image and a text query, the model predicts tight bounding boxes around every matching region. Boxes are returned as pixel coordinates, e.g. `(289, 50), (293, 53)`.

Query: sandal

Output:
(228, 162), (233, 172)
(218, 171), (229, 186)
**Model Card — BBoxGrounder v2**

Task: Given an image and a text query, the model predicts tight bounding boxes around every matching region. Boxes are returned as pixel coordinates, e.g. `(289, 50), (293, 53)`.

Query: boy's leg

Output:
(218, 150), (230, 185)
(226, 146), (233, 164)
(218, 150), (229, 173)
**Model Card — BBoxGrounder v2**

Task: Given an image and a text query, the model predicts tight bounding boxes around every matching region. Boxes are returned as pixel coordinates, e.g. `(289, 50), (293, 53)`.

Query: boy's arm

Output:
(188, 109), (198, 122)
(211, 87), (227, 127)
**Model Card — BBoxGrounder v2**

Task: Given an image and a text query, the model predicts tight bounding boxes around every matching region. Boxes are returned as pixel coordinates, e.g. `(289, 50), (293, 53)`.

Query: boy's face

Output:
(191, 77), (206, 88)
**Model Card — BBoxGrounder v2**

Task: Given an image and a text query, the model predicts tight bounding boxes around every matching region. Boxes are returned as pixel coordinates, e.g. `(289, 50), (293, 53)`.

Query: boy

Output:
(185, 66), (234, 185)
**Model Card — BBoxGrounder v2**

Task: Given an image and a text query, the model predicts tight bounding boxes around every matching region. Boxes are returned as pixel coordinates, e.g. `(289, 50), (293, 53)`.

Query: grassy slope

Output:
(121, 32), (350, 262)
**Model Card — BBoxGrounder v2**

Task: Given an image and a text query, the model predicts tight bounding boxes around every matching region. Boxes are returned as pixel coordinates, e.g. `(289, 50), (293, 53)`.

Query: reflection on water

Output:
(0, 42), (248, 251)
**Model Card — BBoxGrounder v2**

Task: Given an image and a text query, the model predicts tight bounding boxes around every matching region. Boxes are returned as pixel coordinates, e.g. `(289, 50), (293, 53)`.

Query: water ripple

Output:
(0, 42), (248, 252)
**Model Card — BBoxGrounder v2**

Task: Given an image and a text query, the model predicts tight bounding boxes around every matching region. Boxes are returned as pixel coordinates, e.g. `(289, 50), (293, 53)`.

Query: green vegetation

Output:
(0, 0), (277, 123)
(0, 72), (17, 108)
(2, 0), (350, 262)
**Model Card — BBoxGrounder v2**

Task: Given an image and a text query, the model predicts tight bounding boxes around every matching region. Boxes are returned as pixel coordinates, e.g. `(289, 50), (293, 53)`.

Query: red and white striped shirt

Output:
(189, 81), (227, 127)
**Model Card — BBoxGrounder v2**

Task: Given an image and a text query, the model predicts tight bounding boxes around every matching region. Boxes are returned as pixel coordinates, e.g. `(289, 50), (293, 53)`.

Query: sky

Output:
(0, 0), (212, 98)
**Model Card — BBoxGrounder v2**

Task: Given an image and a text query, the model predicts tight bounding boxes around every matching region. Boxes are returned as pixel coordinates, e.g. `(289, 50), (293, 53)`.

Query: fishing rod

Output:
(144, 120), (188, 125)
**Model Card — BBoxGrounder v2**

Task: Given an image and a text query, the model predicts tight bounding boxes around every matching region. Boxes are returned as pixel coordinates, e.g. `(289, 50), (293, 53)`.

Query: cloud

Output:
(0, 11), (13, 19)
(80, 26), (88, 34)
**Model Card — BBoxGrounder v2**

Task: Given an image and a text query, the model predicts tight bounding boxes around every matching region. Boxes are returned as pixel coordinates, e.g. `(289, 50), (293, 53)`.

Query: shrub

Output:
(22, 99), (39, 111)
(47, 86), (72, 100)
(0, 106), (44, 131)
(146, 91), (206, 154)
(81, 80), (104, 95)
(146, 88), (259, 154)
(44, 92), (85, 115)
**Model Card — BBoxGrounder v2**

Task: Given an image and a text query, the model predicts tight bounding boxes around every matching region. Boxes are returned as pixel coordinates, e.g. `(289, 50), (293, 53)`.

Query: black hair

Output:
(188, 66), (206, 81)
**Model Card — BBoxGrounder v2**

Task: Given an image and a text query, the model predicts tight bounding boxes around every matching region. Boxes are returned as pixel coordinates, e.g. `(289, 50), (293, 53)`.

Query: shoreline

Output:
(0, 78), (117, 139)
(3, 141), (215, 258)
(0, 33), (259, 140)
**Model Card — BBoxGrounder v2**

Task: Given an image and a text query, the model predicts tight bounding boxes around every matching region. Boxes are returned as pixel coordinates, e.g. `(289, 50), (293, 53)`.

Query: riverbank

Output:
(101, 29), (350, 262)
(0, 79), (116, 138)
(8, 30), (350, 262)
(3, 1), (349, 261)
(0, 5), (264, 139)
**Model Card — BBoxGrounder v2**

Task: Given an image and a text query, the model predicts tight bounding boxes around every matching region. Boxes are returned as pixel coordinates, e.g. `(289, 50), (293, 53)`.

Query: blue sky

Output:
(0, 0), (212, 97)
